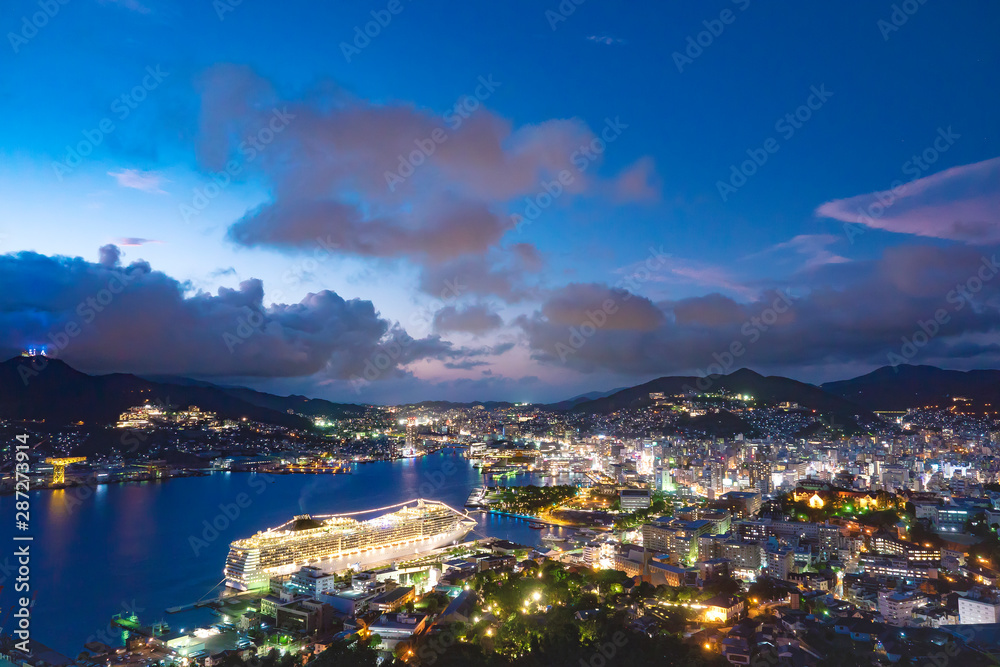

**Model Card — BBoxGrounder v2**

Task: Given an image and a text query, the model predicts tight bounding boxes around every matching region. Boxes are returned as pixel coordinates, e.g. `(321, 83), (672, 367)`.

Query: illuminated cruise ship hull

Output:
(224, 499), (476, 590)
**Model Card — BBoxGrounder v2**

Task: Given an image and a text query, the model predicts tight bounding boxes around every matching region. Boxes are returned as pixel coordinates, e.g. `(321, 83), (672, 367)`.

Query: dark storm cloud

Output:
(0, 248), (456, 380)
(518, 245), (1000, 374)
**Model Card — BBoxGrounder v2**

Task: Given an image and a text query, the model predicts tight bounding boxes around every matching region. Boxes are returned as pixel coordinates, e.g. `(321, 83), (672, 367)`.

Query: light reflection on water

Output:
(0, 452), (570, 655)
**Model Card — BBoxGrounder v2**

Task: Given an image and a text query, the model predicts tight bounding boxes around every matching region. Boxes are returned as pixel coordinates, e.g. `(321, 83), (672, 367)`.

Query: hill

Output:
(565, 368), (875, 432)
(821, 365), (1000, 411)
(544, 387), (628, 411)
(0, 356), (354, 429)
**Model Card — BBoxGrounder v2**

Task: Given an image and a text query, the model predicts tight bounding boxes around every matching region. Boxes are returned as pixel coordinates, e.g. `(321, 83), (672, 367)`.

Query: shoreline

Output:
(0, 450), (458, 497)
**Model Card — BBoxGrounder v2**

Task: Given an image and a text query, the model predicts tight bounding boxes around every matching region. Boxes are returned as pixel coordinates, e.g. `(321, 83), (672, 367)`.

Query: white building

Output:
(959, 590), (1000, 624)
(288, 565), (340, 597)
(878, 590), (923, 627)
(764, 545), (794, 581)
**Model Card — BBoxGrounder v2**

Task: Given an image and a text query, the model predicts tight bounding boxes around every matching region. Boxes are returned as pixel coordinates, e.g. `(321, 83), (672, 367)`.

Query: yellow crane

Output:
(45, 456), (86, 484)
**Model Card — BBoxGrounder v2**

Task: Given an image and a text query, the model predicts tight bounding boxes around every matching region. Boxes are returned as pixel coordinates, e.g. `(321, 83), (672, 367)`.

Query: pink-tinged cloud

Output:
(108, 169), (168, 194)
(623, 254), (756, 301)
(193, 64), (659, 295)
(611, 157), (661, 203)
(755, 234), (850, 270)
(117, 237), (160, 247)
(815, 156), (1000, 243)
(518, 244), (1000, 376)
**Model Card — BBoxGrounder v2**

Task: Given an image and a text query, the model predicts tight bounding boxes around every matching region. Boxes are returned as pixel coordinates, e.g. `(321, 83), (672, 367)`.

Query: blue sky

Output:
(1, 0), (999, 403)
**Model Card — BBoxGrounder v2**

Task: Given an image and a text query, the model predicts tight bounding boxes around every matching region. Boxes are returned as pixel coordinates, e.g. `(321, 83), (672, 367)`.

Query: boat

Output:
(223, 499), (476, 590)
(528, 522), (546, 529)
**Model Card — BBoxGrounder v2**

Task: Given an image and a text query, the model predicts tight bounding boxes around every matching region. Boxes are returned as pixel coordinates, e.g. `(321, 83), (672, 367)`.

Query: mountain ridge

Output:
(4, 357), (999, 426)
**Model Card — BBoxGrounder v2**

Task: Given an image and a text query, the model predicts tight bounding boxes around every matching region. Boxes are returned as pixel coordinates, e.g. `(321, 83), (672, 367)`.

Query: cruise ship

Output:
(224, 499), (477, 590)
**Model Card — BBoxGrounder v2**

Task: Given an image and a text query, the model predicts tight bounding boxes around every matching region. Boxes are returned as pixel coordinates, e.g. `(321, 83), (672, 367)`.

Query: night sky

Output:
(1, 0), (999, 403)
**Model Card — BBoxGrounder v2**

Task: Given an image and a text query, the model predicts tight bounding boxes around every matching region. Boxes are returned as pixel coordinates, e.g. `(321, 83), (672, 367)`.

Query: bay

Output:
(0, 451), (573, 655)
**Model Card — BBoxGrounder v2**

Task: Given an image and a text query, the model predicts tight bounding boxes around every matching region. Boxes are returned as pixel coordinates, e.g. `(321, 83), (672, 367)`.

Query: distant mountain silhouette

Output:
(563, 368), (874, 433)
(544, 387), (628, 411)
(402, 400), (515, 410)
(5, 357), (998, 431)
(0, 356), (360, 428)
(821, 365), (1000, 411)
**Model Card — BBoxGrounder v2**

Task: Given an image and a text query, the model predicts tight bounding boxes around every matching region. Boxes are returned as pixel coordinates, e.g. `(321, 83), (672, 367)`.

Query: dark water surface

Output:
(0, 451), (564, 655)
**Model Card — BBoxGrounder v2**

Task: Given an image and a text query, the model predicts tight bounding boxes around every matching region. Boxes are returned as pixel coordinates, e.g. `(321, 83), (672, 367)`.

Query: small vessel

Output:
(528, 522), (546, 529)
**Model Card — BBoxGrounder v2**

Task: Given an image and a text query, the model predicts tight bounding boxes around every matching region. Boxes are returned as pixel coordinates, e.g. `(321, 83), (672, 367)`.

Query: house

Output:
(702, 595), (745, 624)
(720, 636), (751, 665)
(834, 617), (883, 643)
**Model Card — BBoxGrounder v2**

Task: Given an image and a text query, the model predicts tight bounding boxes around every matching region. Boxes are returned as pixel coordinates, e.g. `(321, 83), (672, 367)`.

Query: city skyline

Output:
(2, 1), (999, 404)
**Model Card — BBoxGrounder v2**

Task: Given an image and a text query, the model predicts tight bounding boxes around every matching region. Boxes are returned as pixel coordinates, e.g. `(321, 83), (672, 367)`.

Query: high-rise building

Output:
(710, 461), (725, 497)
(749, 460), (773, 495)
(879, 589), (923, 627)
(764, 544), (793, 580)
(406, 417), (416, 449)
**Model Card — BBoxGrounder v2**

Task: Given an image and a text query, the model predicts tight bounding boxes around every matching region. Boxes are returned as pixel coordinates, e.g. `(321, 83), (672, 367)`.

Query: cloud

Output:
(433, 303), (503, 336)
(518, 244), (1000, 375)
(536, 283), (664, 331)
(98, 244), (121, 268)
(117, 237), (160, 247)
(622, 254), (756, 300)
(108, 169), (168, 194)
(815, 156), (1000, 243)
(753, 234), (850, 270)
(443, 359), (489, 370)
(586, 35), (627, 46)
(0, 247), (457, 381)
(417, 245), (543, 302)
(193, 64), (658, 299)
(611, 156), (660, 203)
